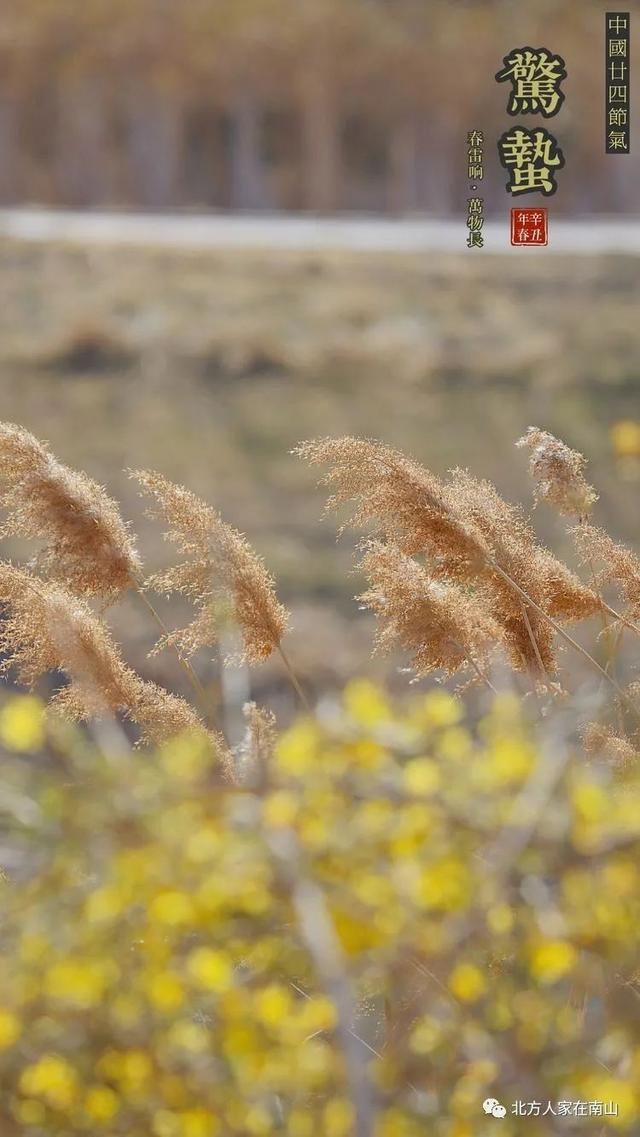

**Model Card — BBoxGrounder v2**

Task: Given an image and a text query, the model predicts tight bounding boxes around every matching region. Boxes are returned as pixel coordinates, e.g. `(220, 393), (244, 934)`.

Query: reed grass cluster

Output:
(131, 469), (288, 664)
(0, 422), (288, 762)
(0, 423), (140, 601)
(298, 428), (640, 766)
(0, 419), (638, 768)
(0, 564), (207, 747)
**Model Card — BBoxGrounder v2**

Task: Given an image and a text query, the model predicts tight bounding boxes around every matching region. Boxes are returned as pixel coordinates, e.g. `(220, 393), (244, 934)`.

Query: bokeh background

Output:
(1, 0), (639, 720)
(1, 0), (638, 213)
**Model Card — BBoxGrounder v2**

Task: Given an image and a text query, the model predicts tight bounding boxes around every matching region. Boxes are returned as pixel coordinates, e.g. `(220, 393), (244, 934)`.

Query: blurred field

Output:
(1, 237), (639, 704)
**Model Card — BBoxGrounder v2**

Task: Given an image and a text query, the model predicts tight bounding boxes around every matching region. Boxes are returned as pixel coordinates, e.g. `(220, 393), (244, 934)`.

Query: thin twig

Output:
(518, 602), (547, 718)
(601, 600), (640, 638)
(466, 654), (498, 695)
(277, 643), (312, 713)
(291, 982), (386, 1063)
(488, 561), (640, 726)
(585, 552), (612, 659)
(135, 585), (217, 727)
(519, 601), (547, 680)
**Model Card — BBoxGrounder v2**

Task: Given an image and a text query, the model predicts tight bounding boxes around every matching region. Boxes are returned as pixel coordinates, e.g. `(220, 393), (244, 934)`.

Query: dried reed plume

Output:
(236, 701), (277, 787)
(131, 471), (288, 663)
(296, 437), (488, 570)
(582, 723), (637, 771)
(0, 422), (140, 601)
(573, 523), (640, 620)
(300, 438), (601, 679)
(0, 563), (222, 749)
(446, 469), (556, 674)
(534, 549), (603, 623)
(516, 426), (597, 519)
(448, 470), (601, 672)
(358, 541), (503, 680)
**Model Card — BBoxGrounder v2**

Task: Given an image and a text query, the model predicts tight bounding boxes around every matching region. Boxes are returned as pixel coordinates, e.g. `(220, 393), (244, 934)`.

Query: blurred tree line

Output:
(0, 0), (634, 214)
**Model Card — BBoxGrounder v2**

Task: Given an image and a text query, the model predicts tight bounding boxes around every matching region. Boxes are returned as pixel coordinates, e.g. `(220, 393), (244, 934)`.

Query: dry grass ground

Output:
(0, 237), (639, 705)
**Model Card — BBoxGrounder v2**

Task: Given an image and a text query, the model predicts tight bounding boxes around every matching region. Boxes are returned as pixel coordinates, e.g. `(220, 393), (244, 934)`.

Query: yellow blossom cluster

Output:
(0, 685), (639, 1136)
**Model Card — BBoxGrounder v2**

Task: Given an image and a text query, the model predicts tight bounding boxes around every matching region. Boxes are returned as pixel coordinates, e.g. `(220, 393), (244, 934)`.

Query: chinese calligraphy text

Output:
(511, 1101), (619, 1118)
(466, 129), (484, 248)
(606, 13), (630, 152)
(496, 45), (566, 211)
(495, 47), (566, 117)
(498, 127), (564, 197)
(510, 207), (548, 246)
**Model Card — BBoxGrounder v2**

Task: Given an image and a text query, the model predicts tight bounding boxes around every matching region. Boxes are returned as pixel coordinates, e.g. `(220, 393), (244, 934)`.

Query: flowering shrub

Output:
(0, 685), (639, 1136)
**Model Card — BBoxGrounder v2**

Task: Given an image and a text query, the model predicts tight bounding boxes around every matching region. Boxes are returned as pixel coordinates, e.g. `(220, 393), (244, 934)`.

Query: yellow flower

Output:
(437, 727), (473, 762)
(149, 890), (196, 926)
(344, 737), (386, 769)
(287, 1107), (314, 1137)
(164, 1022), (210, 1054)
(19, 933), (49, 964)
(486, 904), (513, 935)
(489, 736), (534, 783)
(355, 798), (394, 836)
(298, 996), (337, 1034)
(529, 940), (577, 984)
(20, 1054), (78, 1109)
(353, 871), (393, 907)
(419, 690), (462, 728)
(179, 1109), (220, 1137)
(409, 1016), (440, 1055)
(484, 692), (522, 729)
(244, 1104), (274, 1134)
(573, 781), (608, 823)
(254, 984), (293, 1026)
(331, 906), (382, 956)
(185, 825), (221, 863)
(343, 679), (391, 726)
(4, 676), (640, 1136)
(579, 1076), (636, 1128)
(160, 735), (212, 783)
(187, 947), (234, 992)
(222, 1020), (260, 1062)
(403, 757), (441, 796)
(602, 860), (637, 895)
(153, 1109), (181, 1137)
(262, 790), (298, 828)
(610, 419), (640, 459)
(448, 963), (487, 1002)
(45, 960), (111, 1008)
(0, 1009), (20, 1049)
(0, 695), (45, 752)
(110, 994), (143, 1029)
(107, 1049), (153, 1093)
(84, 1085), (119, 1122)
(146, 972), (186, 1013)
(412, 856), (471, 911)
(274, 720), (321, 775)
(376, 1107), (424, 1137)
(85, 884), (127, 924)
(323, 1098), (354, 1136)
(294, 1037), (333, 1082)
(114, 846), (155, 888)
